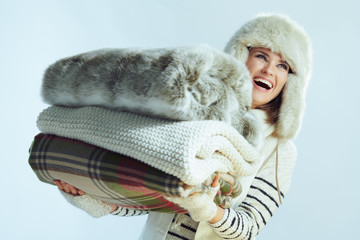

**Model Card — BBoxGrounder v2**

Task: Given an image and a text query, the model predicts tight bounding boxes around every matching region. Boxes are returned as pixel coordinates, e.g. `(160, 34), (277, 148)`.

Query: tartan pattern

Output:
(28, 133), (187, 213)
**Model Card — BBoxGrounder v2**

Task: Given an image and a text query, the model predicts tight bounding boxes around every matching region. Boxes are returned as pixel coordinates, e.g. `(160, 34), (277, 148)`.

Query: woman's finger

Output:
(53, 180), (64, 190)
(61, 180), (70, 193)
(54, 180), (86, 196)
(78, 189), (85, 196)
(68, 184), (79, 196)
(211, 174), (221, 187)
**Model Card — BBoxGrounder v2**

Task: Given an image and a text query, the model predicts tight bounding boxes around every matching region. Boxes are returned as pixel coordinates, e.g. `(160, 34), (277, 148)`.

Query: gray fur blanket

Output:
(41, 45), (262, 149)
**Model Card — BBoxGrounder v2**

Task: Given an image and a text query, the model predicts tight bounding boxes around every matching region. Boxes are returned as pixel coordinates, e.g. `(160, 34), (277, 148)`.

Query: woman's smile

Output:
(253, 76), (274, 92)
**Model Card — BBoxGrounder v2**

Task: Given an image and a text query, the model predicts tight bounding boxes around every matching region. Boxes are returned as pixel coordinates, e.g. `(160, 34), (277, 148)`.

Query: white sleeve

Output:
(60, 191), (149, 218)
(59, 191), (112, 218)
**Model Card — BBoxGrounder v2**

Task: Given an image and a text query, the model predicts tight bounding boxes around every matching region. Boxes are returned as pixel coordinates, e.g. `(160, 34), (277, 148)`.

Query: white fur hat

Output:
(224, 13), (312, 139)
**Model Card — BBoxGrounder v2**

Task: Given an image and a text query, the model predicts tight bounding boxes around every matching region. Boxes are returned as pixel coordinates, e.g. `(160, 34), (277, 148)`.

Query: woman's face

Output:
(246, 47), (290, 109)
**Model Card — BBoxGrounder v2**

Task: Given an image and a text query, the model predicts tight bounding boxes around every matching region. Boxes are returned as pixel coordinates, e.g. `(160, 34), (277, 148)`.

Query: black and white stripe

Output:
(166, 214), (199, 240)
(111, 207), (148, 217)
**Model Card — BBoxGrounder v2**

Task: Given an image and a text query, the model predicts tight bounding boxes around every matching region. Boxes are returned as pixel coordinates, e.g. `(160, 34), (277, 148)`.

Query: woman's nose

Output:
(262, 63), (274, 75)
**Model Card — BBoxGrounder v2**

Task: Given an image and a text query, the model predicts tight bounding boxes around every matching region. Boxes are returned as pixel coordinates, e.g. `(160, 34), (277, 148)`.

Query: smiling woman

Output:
(42, 13), (312, 240)
(246, 47), (290, 109)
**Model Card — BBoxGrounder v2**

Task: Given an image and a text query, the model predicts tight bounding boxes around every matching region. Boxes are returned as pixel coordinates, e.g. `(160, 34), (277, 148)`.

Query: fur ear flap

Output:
(276, 74), (305, 139)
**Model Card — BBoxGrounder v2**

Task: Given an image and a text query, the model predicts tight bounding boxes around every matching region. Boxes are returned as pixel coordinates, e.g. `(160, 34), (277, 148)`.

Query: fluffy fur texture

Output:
(224, 13), (312, 139)
(42, 45), (263, 149)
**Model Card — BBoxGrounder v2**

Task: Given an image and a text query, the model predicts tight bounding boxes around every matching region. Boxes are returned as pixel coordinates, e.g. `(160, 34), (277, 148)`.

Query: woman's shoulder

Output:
(260, 138), (297, 169)
(279, 139), (297, 155)
(273, 139), (298, 172)
(273, 138), (297, 162)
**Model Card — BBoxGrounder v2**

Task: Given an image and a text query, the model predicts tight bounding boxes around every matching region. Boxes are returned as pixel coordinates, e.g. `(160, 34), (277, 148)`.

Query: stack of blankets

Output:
(29, 47), (262, 213)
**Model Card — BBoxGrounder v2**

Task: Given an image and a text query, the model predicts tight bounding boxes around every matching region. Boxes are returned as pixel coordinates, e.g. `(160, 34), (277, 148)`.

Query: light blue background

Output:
(1, 0), (359, 239)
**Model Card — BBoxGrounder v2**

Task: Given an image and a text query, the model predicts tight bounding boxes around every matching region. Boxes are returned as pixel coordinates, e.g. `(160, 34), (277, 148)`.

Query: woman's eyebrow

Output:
(256, 50), (269, 57)
(255, 50), (290, 66)
(280, 60), (290, 68)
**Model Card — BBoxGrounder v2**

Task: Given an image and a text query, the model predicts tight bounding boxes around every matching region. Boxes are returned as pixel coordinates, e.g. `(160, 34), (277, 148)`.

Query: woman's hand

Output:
(53, 180), (85, 196)
(165, 174), (224, 222)
(53, 180), (119, 213)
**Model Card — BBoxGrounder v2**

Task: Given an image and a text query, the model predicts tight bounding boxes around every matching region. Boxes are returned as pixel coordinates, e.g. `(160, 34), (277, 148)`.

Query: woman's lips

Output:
(253, 77), (273, 92)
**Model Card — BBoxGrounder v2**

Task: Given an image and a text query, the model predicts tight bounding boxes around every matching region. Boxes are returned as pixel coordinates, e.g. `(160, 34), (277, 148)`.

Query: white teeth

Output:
(254, 78), (273, 89)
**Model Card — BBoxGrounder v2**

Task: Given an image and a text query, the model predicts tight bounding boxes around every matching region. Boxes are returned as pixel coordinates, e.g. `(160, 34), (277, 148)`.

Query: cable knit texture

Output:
(37, 106), (262, 185)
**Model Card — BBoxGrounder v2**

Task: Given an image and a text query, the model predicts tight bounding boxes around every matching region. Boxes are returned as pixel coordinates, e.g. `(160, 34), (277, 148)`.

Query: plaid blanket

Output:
(29, 133), (241, 213)
(29, 133), (187, 213)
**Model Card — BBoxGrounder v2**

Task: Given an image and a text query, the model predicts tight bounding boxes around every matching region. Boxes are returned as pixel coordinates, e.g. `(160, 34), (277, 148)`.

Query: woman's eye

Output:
(278, 64), (288, 71)
(255, 54), (267, 61)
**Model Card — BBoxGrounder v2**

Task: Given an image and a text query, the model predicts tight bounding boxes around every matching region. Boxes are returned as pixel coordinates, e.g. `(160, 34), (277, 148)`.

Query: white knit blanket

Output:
(37, 106), (261, 185)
